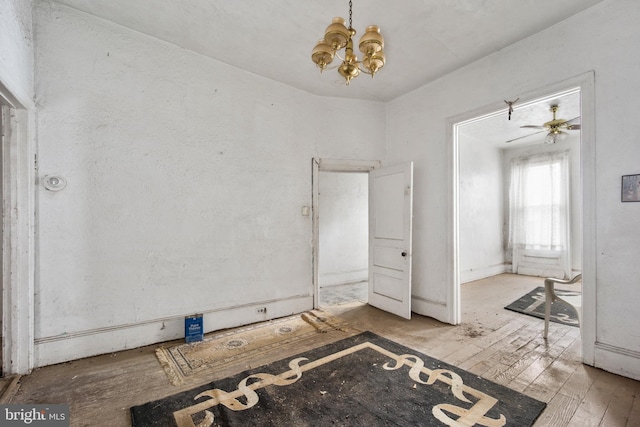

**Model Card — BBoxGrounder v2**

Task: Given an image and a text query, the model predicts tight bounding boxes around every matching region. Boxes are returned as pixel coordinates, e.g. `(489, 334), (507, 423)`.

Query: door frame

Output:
(0, 78), (37, 375)
(447, 72), (596, 364)
(311, 158), (381, 309)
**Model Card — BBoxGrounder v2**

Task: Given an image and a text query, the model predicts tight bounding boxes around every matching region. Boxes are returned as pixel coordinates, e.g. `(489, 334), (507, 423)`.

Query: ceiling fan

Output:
(506, 105), (581, 144)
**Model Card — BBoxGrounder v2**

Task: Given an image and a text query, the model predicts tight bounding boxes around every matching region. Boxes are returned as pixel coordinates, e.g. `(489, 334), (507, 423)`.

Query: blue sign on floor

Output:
(184, 314), (203, 343)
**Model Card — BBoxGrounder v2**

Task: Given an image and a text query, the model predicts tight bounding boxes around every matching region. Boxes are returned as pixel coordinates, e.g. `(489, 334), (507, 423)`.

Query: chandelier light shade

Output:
(311, 1), (385, 85)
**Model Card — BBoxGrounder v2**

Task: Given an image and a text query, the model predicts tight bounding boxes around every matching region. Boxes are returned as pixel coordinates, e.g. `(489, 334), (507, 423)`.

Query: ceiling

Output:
(51, 0), (602, 103)
(458, 89), (581, 148)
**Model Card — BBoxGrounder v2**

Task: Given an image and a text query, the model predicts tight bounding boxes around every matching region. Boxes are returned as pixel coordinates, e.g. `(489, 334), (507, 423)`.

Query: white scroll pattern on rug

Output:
(529, 290), (579, 325)
(381, 353), (506, 426)
(172, 342), (507, 427)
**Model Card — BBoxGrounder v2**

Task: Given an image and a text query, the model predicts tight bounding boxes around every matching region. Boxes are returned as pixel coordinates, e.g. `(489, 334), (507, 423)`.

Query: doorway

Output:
(0, 82), (37, 375)
(449, 72), (597, 364)
(317, 170), (369, 307)
(312, 158), (414, 319)
(311, 159), (380, 309)
(457, 88), (582, 284)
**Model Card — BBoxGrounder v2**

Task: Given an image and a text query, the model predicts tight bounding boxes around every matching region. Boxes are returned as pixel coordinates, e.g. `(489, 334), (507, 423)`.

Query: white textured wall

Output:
(459, 139), (505, 283)
(33, 2), (385, 366)
(318, 172), (368, 287)
(387, 0), (640, 378)
(459, 136), (582, 284)
(0, 0), (34, 101)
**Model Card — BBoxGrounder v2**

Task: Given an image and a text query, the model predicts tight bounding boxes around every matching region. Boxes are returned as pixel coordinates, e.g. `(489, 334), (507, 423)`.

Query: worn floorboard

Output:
(8, 273), (640, 426)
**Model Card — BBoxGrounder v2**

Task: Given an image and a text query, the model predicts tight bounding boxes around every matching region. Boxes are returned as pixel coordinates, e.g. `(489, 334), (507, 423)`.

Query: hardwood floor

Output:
(8, 273), (640, 426)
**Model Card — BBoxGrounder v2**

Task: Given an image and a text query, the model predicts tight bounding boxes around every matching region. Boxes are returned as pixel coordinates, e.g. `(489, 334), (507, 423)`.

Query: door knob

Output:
(401, 251), (407, 257)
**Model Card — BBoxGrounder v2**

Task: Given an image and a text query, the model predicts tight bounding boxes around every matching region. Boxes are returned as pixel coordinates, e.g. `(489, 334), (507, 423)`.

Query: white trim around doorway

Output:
(447, 71), (596, 366)
(0, 76), (37, 375)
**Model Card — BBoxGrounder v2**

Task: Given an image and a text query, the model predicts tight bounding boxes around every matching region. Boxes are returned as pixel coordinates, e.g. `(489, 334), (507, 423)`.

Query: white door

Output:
(368, 162), (413, 319)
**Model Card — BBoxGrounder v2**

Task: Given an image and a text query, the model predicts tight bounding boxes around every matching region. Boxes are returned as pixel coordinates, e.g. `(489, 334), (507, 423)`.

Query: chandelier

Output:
(311, 0), (385, 85)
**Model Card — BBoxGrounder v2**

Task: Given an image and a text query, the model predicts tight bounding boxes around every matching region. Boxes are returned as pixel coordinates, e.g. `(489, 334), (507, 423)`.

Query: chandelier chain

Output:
(348, 0), (353, 29)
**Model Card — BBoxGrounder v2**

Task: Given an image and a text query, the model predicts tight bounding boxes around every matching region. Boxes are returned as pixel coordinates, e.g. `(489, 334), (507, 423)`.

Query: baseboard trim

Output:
(411, 295), (448, 324)
(34, 295), (313, 368)
(594, 341), (640, 381)
(460, 263), (509, 284)
(319, 269), (368, 287)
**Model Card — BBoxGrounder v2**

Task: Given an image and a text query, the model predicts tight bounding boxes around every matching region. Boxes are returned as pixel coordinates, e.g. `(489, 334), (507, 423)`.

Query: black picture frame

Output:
(621, 174), (640, 202)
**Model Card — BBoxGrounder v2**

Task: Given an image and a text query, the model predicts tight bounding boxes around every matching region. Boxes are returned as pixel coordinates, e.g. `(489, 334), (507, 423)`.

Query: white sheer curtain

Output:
(508, 151), (571, 277)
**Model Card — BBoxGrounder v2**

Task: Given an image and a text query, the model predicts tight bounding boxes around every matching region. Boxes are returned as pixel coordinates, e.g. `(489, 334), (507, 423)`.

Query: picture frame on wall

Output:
(621, 174), (640, 202)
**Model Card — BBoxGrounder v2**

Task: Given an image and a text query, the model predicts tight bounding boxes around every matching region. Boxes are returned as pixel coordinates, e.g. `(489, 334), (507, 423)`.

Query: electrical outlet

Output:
(256, 307), (267, 314)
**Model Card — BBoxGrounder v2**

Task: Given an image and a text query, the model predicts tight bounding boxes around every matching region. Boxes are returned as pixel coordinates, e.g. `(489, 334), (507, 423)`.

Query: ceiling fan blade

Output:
(506, 130), (547, 143)
(520, 125), (547, 129)
(566, 124), (581, 130)
(565, 116), (580, 124)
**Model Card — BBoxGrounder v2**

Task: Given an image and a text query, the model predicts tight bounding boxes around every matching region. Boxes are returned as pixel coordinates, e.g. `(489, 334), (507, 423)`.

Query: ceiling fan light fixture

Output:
(512, 104), (581, 145)
(311, 1), (386, 85)
(545, 133), (557, 144)
(545, 130), (567, 144)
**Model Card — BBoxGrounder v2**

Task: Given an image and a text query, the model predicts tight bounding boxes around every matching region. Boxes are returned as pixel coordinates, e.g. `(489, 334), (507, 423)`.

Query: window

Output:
(508, 151), (571, 276)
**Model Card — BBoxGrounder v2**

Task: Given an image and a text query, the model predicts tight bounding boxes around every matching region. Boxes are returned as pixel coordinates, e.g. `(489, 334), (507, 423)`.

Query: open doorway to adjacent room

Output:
(458, 88), (582, 283)
(454, 86), (584, 322)
(316, 170), (369, 308)
(312, 159), (382, 310)
(313, 158), (414, 319)
(448, 73), (596, 362)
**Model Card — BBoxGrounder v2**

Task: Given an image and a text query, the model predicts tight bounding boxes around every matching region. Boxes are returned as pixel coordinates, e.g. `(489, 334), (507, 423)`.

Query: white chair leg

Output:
(544, 285), (552, 339)
(543, 274), (582, 340)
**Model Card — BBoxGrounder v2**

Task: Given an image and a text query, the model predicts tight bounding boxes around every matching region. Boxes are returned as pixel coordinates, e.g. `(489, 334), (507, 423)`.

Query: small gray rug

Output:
(505, 286), (580, 327)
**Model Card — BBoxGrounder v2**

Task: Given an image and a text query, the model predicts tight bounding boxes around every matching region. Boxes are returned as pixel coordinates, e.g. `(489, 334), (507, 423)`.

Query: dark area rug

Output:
(132, 331), (546, 427)
(505, 286), (580, 327)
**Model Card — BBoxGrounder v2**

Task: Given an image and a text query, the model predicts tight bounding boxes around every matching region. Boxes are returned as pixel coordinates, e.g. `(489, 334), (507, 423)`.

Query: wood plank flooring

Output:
(9, 273), (640, 426)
